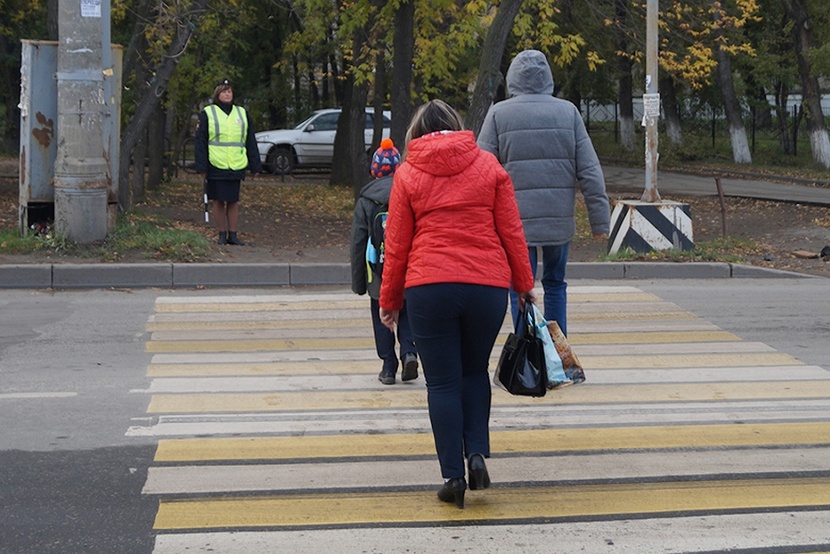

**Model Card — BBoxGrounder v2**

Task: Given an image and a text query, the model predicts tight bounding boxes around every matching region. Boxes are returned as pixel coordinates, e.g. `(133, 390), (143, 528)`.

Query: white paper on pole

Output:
(81, 0), (102, 17)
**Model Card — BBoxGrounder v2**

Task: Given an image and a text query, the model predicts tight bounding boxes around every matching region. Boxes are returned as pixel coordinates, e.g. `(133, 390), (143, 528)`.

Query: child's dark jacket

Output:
(350, 175), (393, 299)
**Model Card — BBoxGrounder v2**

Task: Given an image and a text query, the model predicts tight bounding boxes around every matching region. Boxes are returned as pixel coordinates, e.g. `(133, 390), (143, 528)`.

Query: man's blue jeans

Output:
(510, 243), (570, 336)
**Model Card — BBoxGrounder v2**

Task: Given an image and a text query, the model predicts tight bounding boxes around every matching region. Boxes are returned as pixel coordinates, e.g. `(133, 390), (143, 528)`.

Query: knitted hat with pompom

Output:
(371, 138), (401, 178)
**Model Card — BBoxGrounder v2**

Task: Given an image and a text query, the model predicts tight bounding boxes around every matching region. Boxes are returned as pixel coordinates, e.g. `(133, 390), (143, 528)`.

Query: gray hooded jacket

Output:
(477, 50), (609, 245)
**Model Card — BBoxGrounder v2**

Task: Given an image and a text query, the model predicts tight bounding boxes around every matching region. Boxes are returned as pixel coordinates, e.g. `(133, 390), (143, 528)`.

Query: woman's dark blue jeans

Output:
(405, 283), (508, 479)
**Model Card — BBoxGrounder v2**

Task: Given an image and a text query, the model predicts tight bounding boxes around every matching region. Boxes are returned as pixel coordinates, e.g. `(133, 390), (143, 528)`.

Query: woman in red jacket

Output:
(379, 100), (535, 509)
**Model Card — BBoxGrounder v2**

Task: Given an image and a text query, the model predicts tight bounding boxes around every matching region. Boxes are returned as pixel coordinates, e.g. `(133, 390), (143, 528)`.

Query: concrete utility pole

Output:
(608, 0), (694, 254)
(53, 0), (108, 243)
(642, 0), (661, 202)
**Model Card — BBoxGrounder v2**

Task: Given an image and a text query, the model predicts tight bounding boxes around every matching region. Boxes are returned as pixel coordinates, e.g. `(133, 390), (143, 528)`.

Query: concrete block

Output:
(730, 264), (813, 278)
(290, 263), (350, 285)
(623, 262), (730, 279)
(52, 263), (173, 288)
(0, 264), (52, 288)
(609, 200), (694, 254)
(568, 262), (625, 279)
(173, 263), (290, 287)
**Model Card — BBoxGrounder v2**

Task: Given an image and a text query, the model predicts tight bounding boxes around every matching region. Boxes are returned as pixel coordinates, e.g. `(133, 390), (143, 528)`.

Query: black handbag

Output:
(494, 302), (547, 397)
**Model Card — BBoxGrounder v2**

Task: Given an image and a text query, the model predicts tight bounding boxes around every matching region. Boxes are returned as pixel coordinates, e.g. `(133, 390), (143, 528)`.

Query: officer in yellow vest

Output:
(195, 79), (263, 245)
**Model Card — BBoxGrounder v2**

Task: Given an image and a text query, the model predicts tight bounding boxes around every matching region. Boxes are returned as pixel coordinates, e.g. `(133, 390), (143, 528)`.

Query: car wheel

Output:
(267, 146), (294, 174)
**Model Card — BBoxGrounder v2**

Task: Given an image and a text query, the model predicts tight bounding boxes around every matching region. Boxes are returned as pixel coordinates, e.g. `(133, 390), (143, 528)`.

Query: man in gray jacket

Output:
(478, 49), (610, 336)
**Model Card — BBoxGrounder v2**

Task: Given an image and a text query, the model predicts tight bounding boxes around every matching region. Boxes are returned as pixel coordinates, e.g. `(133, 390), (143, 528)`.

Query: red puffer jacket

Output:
(379, 130), (534, 311)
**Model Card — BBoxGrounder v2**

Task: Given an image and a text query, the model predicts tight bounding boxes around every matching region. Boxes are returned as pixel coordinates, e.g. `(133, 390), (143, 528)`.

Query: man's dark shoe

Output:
(401, 353), (419, 381)
(218, 231), (228, 245)
(227, 231), (245, 245)
(378, 368), (396, 385)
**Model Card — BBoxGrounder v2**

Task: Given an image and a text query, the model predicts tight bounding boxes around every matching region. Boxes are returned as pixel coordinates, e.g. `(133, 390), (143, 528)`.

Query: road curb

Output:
(0, 262), (815, 289)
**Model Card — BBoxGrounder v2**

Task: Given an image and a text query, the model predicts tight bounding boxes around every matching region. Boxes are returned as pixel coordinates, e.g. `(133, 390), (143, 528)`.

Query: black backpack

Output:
(365, 200), (388, 282)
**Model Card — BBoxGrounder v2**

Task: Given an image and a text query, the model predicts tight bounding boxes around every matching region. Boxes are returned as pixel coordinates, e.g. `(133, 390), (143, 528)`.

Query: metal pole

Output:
(642, 0), (661, 202)
(204, 177), (210, 222)
(53, 0), (108, 243)
(715, 177), (728, 239)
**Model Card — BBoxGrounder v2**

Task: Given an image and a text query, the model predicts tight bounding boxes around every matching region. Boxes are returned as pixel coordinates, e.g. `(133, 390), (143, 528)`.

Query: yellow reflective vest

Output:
(204, 104), (249, 170)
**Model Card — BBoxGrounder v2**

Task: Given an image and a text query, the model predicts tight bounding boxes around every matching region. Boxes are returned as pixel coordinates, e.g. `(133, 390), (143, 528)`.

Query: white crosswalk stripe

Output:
(128, 286), (830, 553)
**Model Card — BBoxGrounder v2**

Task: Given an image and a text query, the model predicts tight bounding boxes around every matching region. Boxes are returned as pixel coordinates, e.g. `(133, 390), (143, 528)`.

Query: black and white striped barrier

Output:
(608, 200), (694, 254)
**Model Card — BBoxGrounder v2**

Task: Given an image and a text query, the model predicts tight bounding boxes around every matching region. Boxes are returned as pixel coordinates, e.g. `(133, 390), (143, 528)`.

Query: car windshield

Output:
(268, 110), (388, 133)
(294, 115), (316, 130)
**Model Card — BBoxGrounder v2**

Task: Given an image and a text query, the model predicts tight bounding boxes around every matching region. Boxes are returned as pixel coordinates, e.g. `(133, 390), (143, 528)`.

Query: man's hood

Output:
(506, 49), (554, 97)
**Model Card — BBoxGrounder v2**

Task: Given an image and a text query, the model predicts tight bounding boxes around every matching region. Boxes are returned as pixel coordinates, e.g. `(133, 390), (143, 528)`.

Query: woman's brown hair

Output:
(212, 83), (233, 104)
(405, 99), (464, 145)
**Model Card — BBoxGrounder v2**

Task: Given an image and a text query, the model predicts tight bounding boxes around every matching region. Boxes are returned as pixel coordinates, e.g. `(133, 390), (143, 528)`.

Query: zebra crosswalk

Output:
(128, 285), (830, 553)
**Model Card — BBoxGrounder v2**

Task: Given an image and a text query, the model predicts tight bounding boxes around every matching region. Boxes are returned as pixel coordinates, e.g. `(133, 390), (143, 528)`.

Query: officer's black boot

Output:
(227, 231), (244, 246)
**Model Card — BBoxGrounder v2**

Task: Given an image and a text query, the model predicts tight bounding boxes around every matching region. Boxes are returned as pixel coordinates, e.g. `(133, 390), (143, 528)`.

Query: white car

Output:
(256, 108), (392, 174)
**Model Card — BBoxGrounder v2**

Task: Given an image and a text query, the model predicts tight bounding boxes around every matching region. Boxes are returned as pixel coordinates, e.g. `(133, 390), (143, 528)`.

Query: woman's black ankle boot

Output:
(227, 231), (244, 245)
(467, 453), (491, 490)
(437, 477), (466, 508)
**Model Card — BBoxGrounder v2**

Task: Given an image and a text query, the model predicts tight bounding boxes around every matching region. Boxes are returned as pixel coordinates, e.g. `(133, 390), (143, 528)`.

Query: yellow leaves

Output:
(660, 47), (716, 90)
(585, 51), (606, 72)
(511, 0), (609, 74)
(464, 0), (489, 15)
(110, 0), (129, 23)
(658, 0), (760, 90)
(551, 34), (587, 67)
(732, 0), (762, 27)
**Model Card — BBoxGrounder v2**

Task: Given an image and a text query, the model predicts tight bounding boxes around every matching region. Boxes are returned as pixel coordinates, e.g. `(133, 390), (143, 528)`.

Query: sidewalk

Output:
(605, 166), (830, 206)
(1, 166), (828, 289)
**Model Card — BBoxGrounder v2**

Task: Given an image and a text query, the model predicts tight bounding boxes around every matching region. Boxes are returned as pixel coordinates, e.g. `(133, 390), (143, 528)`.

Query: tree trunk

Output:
(391, 0), (415, 146)
(121, 44), (149, 209)
(660, 74), (682, 145)
(617, 74), (635, 150)
(330, 79), (371, 190)
(329, 52), (344, 106)
(774, 82), (793, 154)
(465, 0), (524, 137)
(349, 85), (371, 191)
(130, 130), (147, 207)
(712, 6), (751, 164)
(121, 0), (153, 95)
(331, 12), (372, 190)
(46, 0), (58, 40)
(782, 0), (830, 168)
(146, 103), (165, 191)
(0, 38), (17, 150)
(614, 0), (635, 150)
(715, 49), (752, 164)
(371, 50), (387, 152)
(117, 0), (209, 211)
(746, 76), (772, 129)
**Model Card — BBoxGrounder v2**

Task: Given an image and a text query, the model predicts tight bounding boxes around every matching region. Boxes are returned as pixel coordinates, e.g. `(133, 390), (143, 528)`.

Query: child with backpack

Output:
(350, 138), (419, 385)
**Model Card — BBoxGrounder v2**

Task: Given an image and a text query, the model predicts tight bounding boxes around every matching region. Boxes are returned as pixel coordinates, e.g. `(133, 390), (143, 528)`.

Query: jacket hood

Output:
(506, 49), (554, 97)
(404, 131), (481, 177)
(358, 175), (393, 204)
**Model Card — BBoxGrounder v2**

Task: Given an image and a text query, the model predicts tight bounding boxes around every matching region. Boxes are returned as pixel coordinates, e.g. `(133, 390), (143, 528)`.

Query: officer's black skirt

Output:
(206, 179), (241, 202)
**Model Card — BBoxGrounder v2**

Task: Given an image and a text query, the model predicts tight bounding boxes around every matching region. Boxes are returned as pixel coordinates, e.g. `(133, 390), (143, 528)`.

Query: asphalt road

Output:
(0, 289), (158, 553)
(1, 279), (828, 553)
